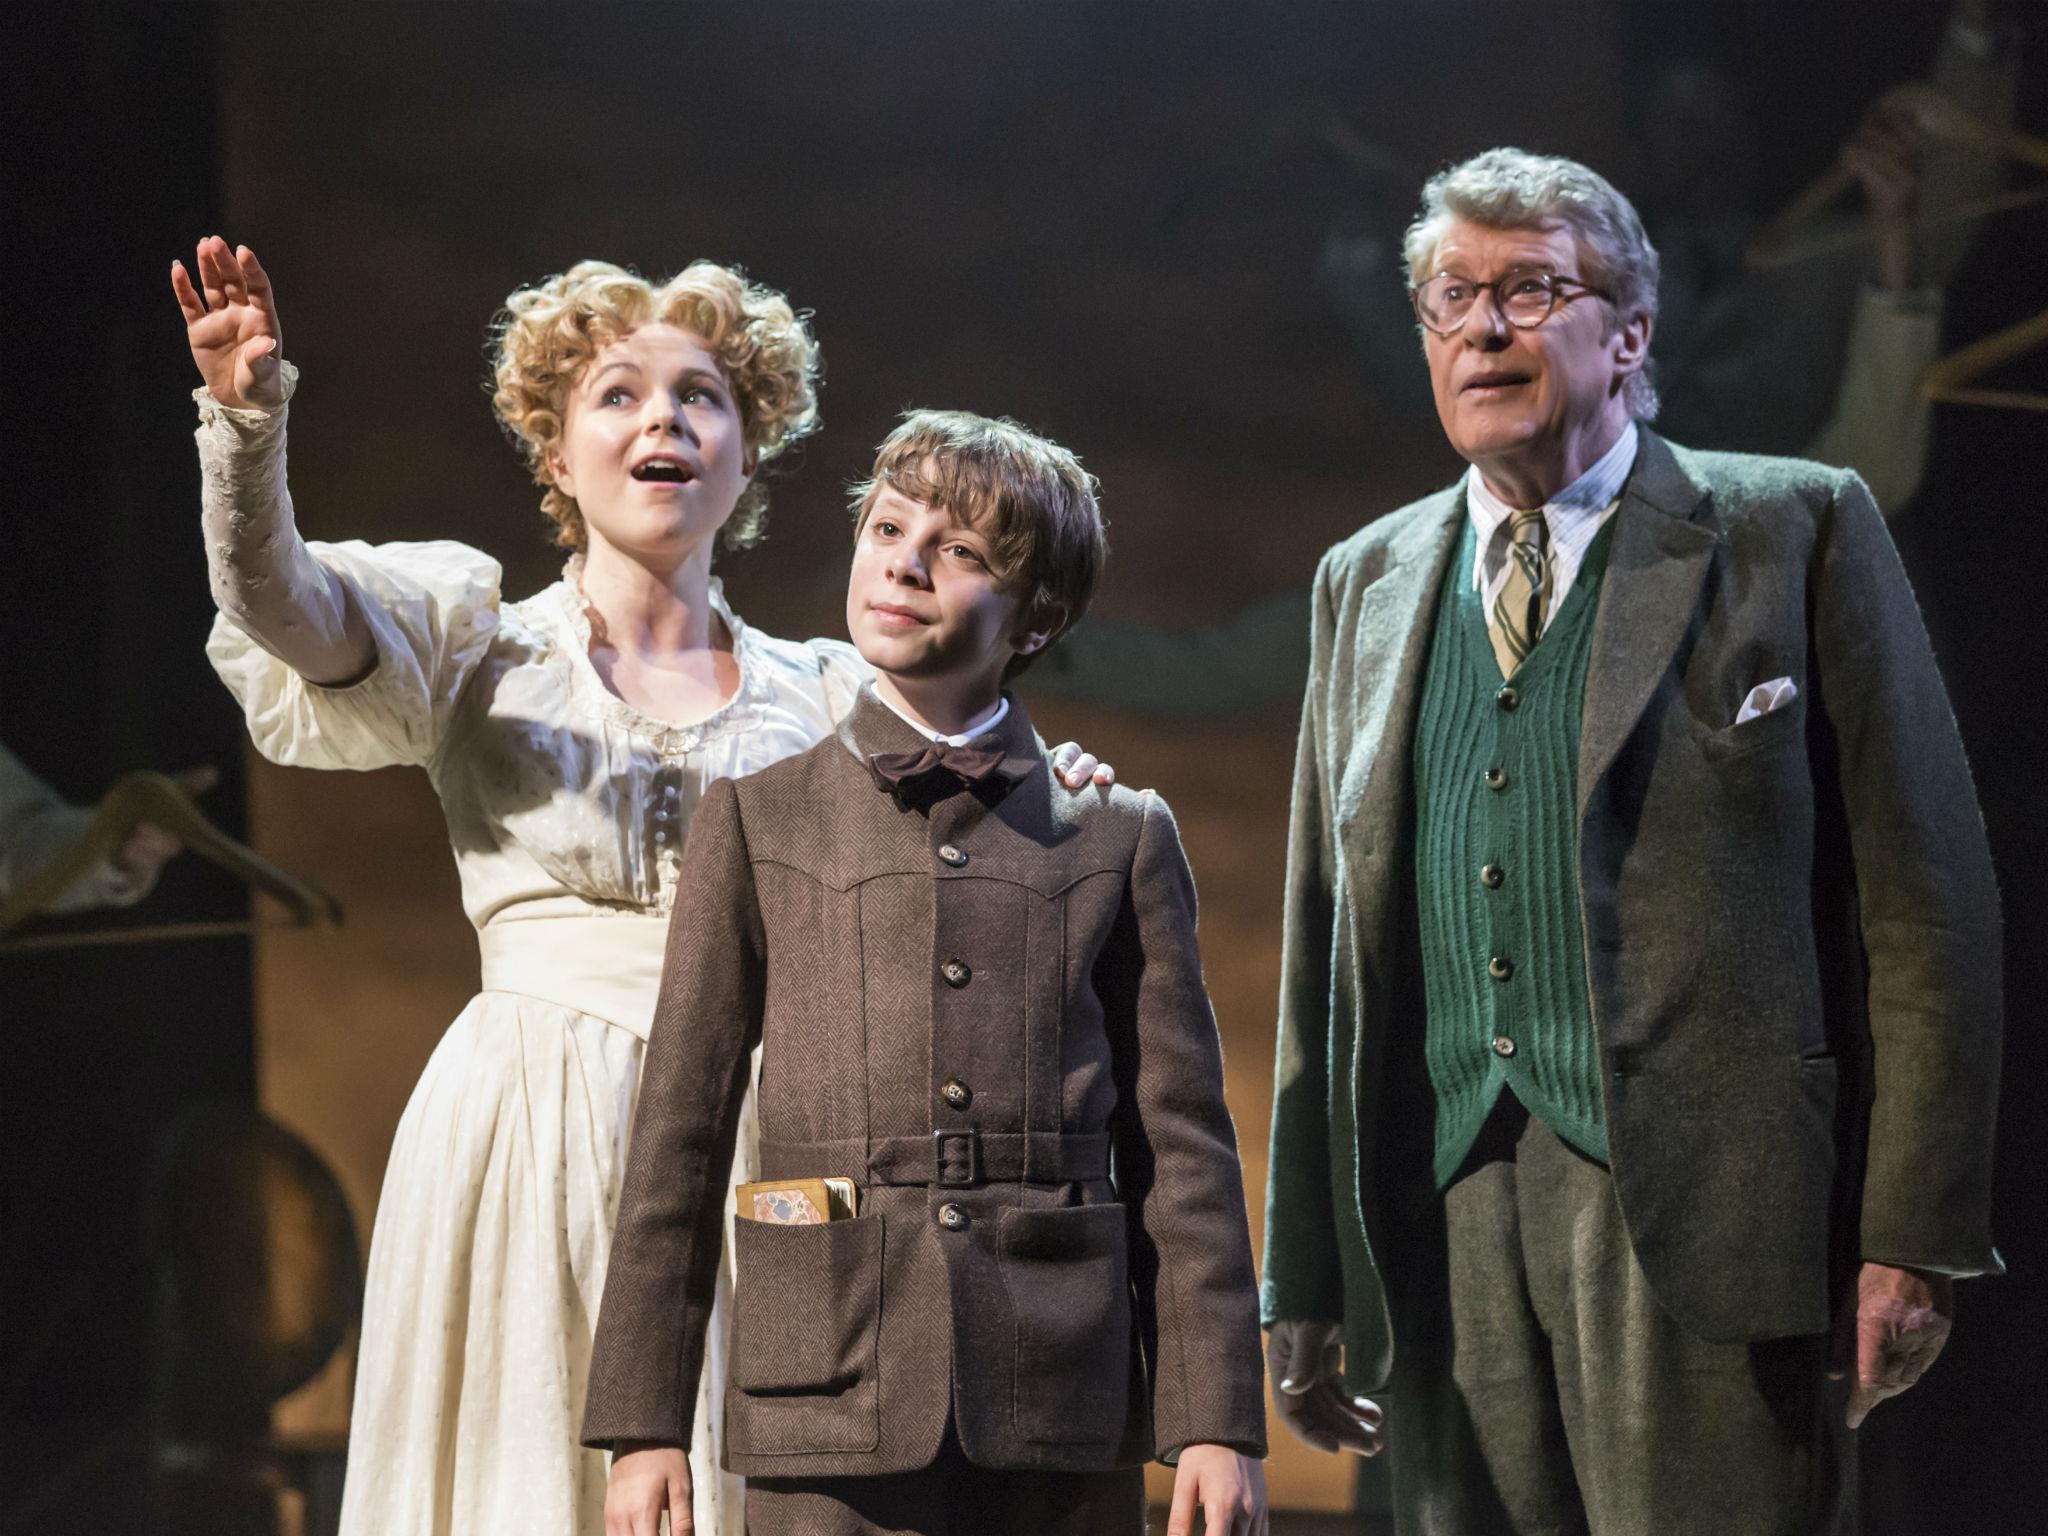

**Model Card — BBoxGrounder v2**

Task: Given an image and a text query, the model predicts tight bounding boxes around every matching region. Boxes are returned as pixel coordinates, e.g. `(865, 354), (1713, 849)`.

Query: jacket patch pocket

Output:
(731, 1213), (883, 1401)
(1699, 696), (1805, 763)
(997, 1203), (1133, 1445)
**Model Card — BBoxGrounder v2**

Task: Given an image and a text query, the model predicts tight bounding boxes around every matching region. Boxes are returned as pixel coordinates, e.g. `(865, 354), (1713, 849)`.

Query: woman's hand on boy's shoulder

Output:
(605, 1442), (693, 1536)
(1051, 740), (1116, 790)
(1167, 1444), (1268, 1536)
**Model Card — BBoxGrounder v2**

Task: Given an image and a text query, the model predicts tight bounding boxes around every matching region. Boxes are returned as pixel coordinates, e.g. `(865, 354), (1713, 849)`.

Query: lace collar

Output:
(551, 555), (773, 755)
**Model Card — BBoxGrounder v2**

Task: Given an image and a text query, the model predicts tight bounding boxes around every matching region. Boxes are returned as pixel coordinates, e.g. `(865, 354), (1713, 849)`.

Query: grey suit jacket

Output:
(584, 688), (1266, 1476)
(1261, 429), (2003, 1392)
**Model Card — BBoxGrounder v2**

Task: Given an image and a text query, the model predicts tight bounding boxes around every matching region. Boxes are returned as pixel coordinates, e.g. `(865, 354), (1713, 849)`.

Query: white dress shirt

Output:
(877, 692), (1011, 746)
(1466, 421), (1639, 637)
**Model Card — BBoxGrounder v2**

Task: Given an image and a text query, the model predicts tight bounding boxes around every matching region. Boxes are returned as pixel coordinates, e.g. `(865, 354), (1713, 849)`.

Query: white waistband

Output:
(477, 914), (669, 1042)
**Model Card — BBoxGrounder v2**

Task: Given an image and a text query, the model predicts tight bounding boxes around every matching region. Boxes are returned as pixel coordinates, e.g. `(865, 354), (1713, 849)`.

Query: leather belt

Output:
(760, 1130), (1112, 1189)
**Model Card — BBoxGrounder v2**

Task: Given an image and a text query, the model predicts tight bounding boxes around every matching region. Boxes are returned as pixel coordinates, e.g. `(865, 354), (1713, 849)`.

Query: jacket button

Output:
(941, 1078), (972, 1110)
(938, 1202), (970, 1231)
(1481, 863), (1504, 889)
(941, 959), (972, 988)
(1484, 766), (1508, 791)
(1493, 1035), (1517, 1058)
(937, 844), (968, 868)
(1488, 955), (1514, 982)
(1496, 685), (1520, 712)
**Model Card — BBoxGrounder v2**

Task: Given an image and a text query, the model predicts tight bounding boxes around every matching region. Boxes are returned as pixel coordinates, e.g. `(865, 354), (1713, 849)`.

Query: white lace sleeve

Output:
(207, 540), (503, 771)
(194, 362), (373, 685)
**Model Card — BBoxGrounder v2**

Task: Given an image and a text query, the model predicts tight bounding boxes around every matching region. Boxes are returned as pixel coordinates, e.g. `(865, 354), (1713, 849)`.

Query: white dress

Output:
(208, 535), (867, 1536)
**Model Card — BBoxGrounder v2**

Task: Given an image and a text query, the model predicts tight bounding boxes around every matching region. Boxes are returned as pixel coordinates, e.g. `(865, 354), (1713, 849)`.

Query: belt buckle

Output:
(933, 1128), (981, 1188)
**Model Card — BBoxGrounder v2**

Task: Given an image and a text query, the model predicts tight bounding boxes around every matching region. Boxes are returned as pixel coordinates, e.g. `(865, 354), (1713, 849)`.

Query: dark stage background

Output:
(3, 1), (2042, 1529)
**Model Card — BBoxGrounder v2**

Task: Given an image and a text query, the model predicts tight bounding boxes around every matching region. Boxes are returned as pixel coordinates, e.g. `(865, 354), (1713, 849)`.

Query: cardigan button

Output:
(1493, 1035), (1517, 1058)
(1496, 685), (1520, 712)
(1481, 863), (1505, 889)
(1488, 955), (1514, 982)
(1484, 766), (1508, 791)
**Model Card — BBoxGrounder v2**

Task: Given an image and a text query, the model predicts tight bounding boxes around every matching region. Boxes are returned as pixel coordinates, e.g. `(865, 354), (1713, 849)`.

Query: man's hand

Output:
(1831, 1261), (1955, 1429)
(1165, 1444), (1267, 1536)
(171, 236), (287, 411)
(605, 1442), (692, 1536)
(1266, 1320), (1383, 1456)
(1050, 740), (1116, 790)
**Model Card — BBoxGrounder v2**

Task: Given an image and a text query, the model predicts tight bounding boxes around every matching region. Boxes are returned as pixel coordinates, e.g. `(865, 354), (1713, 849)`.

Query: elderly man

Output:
(1260, 148), (2003, 1534)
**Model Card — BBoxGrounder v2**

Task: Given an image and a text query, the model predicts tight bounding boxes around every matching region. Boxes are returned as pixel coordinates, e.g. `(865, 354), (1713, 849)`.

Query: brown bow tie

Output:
(868, 741), (1007, 796)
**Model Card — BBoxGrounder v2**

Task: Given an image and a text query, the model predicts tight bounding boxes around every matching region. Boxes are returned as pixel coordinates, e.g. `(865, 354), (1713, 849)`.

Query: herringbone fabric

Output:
(584, 689), (1266, 1478)
(746, 1428), (1145, 1535)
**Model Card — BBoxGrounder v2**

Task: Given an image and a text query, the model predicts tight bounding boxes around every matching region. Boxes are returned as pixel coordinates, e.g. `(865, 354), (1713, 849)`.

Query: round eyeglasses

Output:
(1410, 267), (1614, 335)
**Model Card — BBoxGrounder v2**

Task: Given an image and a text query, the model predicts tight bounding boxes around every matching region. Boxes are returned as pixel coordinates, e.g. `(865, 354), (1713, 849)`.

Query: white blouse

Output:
(195, 378), (871, 1536)
(207, 540), (869, 932)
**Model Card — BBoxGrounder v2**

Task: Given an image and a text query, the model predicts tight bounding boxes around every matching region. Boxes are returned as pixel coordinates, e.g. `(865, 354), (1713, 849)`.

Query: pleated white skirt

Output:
(337, 985), (751, 1536)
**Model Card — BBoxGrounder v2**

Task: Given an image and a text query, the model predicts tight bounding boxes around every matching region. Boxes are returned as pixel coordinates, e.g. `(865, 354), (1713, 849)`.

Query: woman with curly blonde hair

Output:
(171, 239), (1108, 1536)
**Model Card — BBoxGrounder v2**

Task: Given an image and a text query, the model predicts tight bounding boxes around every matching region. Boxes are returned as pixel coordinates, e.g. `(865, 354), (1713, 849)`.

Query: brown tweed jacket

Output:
(583, 687), (1267, 1477)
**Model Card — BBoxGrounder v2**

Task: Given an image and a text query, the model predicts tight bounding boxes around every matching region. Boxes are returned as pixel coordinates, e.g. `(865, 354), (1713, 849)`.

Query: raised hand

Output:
(171, 236), (286, 411)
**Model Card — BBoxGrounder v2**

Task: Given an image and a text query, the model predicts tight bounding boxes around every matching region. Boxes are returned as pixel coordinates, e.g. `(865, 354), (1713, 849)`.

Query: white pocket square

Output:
(1735, 676), (1798, 726)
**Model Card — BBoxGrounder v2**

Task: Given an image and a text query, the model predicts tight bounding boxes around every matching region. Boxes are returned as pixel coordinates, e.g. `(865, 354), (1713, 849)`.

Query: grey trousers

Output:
(1380, 1098), (1853, 1536)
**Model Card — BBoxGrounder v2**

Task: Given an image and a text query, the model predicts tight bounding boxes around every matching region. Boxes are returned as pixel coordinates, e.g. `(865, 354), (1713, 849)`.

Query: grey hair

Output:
(1402, 147), (1662, 420)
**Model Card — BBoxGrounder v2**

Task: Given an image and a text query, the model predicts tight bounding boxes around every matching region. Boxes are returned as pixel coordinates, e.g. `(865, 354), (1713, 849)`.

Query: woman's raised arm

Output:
(173, 237), (372, 684)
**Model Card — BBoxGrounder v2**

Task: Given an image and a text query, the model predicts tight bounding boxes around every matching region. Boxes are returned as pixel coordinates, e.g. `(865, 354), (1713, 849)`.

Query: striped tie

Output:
(1488, 510), (1553, 678)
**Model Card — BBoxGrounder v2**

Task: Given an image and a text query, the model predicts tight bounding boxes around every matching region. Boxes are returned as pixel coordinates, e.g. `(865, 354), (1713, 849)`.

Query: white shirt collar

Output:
(877, 691), (1010, 747)
(1466, 421), (1639, 590)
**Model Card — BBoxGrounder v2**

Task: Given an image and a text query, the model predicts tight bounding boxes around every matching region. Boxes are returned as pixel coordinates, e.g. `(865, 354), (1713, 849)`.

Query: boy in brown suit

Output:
(582, 411), (1268, 1536)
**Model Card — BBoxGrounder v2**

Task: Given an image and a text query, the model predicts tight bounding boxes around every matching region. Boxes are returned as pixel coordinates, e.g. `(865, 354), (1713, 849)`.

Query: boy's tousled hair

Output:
(850, 410), (1107, 679)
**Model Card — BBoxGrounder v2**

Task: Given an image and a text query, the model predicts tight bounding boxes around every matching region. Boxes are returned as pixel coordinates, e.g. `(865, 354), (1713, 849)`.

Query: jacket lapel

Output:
(1336, 489), (1465, 865)
(1576, 431), (1718, 815)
